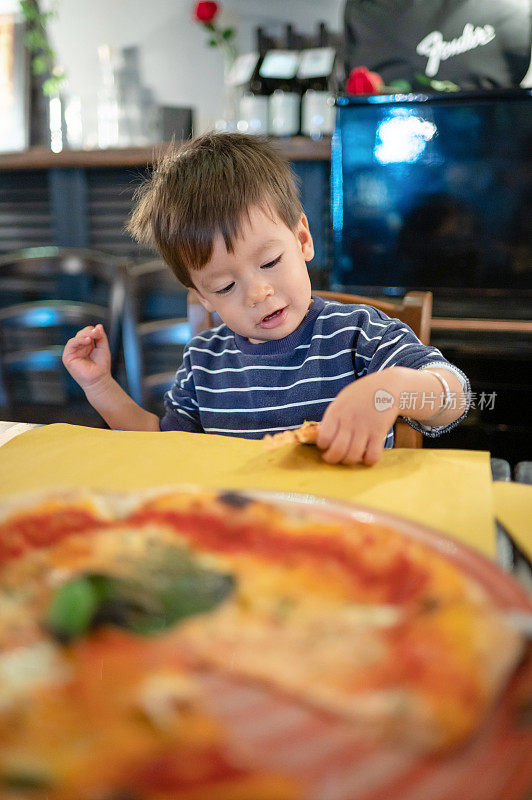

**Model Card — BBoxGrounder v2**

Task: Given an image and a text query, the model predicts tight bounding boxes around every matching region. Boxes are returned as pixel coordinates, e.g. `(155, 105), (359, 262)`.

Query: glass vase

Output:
(215, 49), (239, 132)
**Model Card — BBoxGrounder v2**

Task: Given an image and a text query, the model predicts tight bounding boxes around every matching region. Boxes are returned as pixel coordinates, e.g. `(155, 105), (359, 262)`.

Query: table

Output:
(0, 420), (530, 800)
(1, 420), (530, 589)
(0, 421), (41, 447)
(0, 421), (519, 478)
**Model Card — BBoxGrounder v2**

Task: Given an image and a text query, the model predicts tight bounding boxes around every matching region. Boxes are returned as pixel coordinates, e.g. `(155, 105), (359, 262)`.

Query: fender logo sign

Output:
(417, 23), (496, 77)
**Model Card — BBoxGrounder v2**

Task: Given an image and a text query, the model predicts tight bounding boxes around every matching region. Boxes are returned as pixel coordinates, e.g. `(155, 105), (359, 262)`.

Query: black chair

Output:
(0, 247), (128, 425)
(122, 259), (191, 415)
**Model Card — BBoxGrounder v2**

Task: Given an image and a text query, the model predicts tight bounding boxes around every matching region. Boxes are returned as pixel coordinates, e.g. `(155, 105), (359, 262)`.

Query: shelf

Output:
(0, 137), (332, 171)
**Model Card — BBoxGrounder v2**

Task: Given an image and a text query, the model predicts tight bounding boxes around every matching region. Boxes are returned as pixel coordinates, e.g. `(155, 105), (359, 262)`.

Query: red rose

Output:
(193, 1), (219, 23)
(346, 66), (383, 95)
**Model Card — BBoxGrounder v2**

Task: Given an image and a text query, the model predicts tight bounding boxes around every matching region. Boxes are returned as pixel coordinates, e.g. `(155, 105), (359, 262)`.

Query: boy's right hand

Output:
(62, 324), (111, 391)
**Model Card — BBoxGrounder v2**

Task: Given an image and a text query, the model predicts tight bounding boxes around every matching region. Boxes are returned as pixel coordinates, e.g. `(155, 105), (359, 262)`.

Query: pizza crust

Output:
(263, 420), (320, 450)
(0, 487), (117, 525)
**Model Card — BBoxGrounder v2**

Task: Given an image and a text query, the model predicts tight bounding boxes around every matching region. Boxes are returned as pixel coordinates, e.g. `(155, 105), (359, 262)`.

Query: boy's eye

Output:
(261, 255), (282, 269)
(215, 282), (235, 295)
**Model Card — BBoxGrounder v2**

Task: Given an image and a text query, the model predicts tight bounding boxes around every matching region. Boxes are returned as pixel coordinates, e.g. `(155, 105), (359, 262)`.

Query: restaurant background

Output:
(1, 6), (531, 792)
(41, 0), (346, 138)
(0, 0), (531, 466)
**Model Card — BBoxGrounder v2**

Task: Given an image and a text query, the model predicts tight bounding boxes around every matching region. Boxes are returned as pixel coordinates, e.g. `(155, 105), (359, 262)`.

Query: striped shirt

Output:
(160, 296), (470, 446)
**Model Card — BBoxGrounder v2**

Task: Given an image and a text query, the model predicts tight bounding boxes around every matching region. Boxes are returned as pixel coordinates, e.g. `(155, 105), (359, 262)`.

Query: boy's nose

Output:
(246, 281), (274, 306)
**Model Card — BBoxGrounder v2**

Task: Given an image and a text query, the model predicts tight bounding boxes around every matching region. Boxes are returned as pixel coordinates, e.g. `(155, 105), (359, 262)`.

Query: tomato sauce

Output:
(128, 509), (430, 604)
(131, 746), (250, 792)
(0, 509), (108, 563)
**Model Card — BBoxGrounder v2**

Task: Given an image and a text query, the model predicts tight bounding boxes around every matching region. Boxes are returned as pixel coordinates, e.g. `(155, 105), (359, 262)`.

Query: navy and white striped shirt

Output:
(160, 296), (470, 446)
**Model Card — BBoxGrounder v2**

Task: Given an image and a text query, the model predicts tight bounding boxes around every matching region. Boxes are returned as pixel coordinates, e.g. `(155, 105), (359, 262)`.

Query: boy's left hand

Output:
(316, 371), (402, 466)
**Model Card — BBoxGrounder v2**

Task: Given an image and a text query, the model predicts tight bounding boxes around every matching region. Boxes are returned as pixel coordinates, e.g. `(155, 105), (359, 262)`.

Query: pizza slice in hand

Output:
(263, 421), (320, 451)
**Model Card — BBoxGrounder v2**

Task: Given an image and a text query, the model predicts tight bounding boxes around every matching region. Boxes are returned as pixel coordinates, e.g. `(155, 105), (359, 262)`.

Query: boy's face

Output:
(190, 206), (314, 343)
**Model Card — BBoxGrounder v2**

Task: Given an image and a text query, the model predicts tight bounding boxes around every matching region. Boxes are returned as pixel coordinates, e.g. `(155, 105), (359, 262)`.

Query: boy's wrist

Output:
(83, 374), (117, 405)
(382, 366), (414, 404)
(386, 366), (464, 426)
(83, 375), (159, 431)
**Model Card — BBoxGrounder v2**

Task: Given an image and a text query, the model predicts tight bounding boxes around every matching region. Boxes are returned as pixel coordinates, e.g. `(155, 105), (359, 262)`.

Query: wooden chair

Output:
(187, 289), (433, 448)
(317, 291), (432, 448)
(0, 247), (128, 425)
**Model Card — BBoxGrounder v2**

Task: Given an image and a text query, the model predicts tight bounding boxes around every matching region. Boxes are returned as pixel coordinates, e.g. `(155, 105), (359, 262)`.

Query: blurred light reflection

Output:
(375, 112), (437, 164)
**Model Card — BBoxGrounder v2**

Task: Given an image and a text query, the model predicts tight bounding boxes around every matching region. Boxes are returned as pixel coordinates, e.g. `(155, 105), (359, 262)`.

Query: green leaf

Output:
(430, 79), (460, 92)
(32, 55), (50, 75)
(208, 38), (218, 47)
(1, 770), (50, 790)
(222, 28), (235, 39)
(40, 9), (57, 24)
(414, 72), (432, 86)
(414, 72), (460, 92)
(388, 79), (411, 92)
(19, 1), (40, 21)
(24, 28), (47, 50)
(46, 575), (100, 640)
(42, 76), (65, 96)
(46, 545), (236, 641)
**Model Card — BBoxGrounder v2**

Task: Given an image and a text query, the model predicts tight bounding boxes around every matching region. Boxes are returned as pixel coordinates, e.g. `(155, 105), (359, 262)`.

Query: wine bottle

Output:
(238, 27), (270, 135)
(266, 24), (301, 137)
(300, 22), (337, 139)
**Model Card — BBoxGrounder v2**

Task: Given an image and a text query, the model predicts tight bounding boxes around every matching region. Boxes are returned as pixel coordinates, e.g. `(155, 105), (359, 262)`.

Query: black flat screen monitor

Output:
(331, 89), (531, 317)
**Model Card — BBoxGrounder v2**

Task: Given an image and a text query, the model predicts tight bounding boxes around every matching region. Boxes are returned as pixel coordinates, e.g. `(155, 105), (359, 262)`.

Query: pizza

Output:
(263, 420), (320, 450)
(0, 486), (526, 800)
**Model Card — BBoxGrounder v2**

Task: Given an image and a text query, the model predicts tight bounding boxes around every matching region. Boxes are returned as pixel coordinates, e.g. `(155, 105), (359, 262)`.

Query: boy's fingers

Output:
(322, 426), (354, 464)
(89, 325), (109, 348)
(64, 326), (102, 353)
(73, 324), (104, 338)
(68, 338), (92, 349)
(361, 435), (383, 466)
(65, 325), (105, 350)
(340, 435), (368, 466)
(67, 331), (91, 349)
(316, 415), (339, 450)
(88, 324), (105, 338)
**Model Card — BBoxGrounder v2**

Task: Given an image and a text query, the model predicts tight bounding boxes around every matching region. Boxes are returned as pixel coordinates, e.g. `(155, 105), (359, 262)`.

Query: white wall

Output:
(45, 0), (345, 143)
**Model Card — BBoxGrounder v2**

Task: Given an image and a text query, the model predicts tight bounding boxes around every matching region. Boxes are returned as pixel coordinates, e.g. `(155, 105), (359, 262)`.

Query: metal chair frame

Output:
(0, 247), (128, 421)
(121, 260), (190, 407)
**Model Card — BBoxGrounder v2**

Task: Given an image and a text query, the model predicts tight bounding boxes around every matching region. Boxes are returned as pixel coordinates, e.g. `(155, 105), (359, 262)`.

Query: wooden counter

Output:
(0, 137), (332, 171)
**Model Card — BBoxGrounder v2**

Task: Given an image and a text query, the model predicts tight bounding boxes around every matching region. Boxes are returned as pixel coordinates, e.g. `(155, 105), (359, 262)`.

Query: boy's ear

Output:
(297, 214), (314, 262)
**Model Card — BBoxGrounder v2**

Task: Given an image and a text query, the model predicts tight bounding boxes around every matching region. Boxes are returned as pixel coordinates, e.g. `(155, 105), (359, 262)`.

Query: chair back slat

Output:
(317, 291), (433, 448)
(317, 290), (432, 345)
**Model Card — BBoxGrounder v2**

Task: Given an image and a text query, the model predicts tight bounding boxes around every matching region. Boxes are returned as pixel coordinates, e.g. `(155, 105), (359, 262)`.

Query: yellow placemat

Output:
(0, 424), (495, 556)
(493, 482), (532, 560)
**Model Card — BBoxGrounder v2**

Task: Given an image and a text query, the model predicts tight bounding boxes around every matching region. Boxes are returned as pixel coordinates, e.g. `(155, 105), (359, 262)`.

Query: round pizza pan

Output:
(195, 487), (532, 800)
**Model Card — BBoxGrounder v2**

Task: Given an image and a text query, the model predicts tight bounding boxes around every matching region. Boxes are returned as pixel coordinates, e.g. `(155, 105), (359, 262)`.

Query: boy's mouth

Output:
(260, 307), (287, 328)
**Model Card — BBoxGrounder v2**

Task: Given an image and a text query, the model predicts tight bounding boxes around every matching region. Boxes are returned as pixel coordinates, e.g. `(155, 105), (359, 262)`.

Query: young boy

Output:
(62, 132), (470, 465)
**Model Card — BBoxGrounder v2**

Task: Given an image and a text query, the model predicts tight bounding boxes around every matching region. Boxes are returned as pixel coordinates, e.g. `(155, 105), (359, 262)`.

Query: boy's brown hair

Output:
(127, 132), (304, 288)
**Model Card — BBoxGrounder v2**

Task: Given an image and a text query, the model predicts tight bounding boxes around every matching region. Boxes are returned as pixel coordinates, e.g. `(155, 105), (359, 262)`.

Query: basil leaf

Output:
(125, 570), (236, 634)
(46, 575), (100, 641)
(46, 545), (236, 641)
(1, 770), (51, 789)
